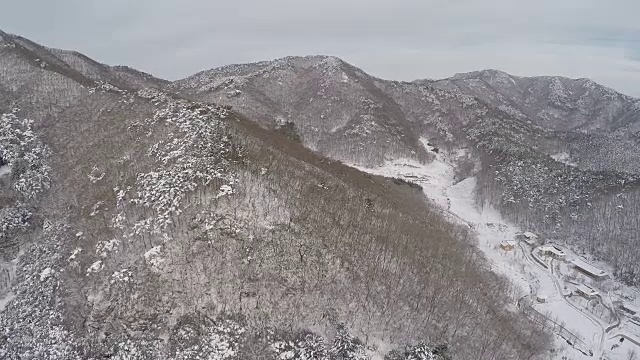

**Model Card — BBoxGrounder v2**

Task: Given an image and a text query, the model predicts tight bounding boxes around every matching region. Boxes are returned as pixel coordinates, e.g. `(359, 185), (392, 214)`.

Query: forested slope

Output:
(0, 32), (550, 359)
(175, 56), (640, 287)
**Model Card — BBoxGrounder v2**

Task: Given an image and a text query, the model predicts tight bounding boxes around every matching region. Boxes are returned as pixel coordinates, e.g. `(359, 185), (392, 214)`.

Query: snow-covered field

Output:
(362, 157), (454, 209)
(604, 336), (639, 360)
(351, 138), (640, 360)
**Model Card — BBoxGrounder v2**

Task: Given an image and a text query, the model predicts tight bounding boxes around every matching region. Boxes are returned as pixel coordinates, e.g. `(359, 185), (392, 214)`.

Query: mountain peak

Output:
(452, 68), (510, 78)
(302, 54), (346, 65)
(260, 54), (350, 74)
(172, 54), (354, 93)
(449, 69), (515, 84)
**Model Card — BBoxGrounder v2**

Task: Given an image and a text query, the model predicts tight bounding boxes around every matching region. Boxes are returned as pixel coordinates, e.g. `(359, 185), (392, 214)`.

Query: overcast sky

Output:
(2, 0), (640, 96)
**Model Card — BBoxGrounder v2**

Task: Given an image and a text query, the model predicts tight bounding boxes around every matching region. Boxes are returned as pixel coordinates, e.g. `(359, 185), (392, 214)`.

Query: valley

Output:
(353, 139), (640, 360)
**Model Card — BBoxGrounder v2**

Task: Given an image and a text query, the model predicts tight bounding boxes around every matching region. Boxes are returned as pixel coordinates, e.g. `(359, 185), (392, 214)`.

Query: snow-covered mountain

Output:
(427, 69), (640, 135)
(0, 31), (552, 360)
(171, 55), (434, 167)
(0, 29), (167, 117)
(171, 56), (640, 290)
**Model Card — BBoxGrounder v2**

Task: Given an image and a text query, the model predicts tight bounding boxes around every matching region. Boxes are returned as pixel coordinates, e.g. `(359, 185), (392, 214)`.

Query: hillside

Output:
(172, 56), (640, 290)
(0, 32), (550, 359)
(171, 56), (434, 167)
(426, 69), (640, 135)
(0, 29), (167, 117)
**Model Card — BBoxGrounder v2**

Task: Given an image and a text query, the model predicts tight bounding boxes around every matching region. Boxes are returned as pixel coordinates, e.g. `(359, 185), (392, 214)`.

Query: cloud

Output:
(1, 0), (639, 95)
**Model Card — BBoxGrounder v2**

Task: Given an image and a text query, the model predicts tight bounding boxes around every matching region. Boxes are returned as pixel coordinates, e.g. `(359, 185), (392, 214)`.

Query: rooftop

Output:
(620, 303), (639, 315)
(539, 245), (566, 256)
(572, 258), (607, 277)
(575, 283), (598, 296)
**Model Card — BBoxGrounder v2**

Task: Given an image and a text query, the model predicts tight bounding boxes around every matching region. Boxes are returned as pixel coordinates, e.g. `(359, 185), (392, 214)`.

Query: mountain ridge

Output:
(427, 68), (640, 134)
(174, 54), (640, 140)
(0, 32), (557, 360)
(170, 52), (640, 290)
(2, 24), (635, 103)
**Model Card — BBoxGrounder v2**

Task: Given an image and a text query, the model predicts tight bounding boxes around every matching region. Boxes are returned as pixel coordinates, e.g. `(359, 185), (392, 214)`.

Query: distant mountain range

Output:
(2, 29), (639, 359)
(428, 69), (640, 134)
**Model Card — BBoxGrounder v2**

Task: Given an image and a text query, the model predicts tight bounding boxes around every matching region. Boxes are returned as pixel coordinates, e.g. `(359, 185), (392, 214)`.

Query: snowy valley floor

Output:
(351, 139), (640, 360)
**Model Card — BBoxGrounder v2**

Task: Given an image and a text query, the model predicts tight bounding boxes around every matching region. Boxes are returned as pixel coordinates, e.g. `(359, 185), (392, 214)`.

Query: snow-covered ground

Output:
(604, 336), (639, 360)
(351, 138), (640, 360)
(551, 152), (577, 167)
(0, 292), (15, 312)
(0, 165), (10, 177)
(358, 157), (453, 208)
(619, 321), (640, 344)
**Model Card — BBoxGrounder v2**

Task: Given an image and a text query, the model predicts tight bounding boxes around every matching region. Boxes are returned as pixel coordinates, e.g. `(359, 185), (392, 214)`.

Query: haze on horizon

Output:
(2, 0), (640, 96)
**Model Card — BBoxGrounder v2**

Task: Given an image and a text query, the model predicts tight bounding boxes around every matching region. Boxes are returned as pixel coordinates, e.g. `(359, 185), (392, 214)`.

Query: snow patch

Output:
(216, 184), (234, 198)
(40, 267), (53, 281)
(0, 165), (11, 177)
(144, 245), (165, 272)
(68, 247), (82, 261)
(0, 291), (15, 312)
(548, 78), (572, 106)
(551, 152), (577, 167)
(96, 239), (120, 258)
(419, 138), (437, 153)
(0, 111), (52, 198)
(86, 260), (103, 275)
(352, 157), (454, 208)
(111, 269), (132, 284)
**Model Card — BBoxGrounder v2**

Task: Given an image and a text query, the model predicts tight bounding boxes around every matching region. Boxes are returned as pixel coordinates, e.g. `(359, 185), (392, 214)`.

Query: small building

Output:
(522, 232), (539, 245)
(500, 240), (516, 251)
(572, 259), (608, 279)
(575, 283), (599, 299)
(536, 294), (548, 303)
(619, 304), (638, 316)
(539, 245), (566, 259)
